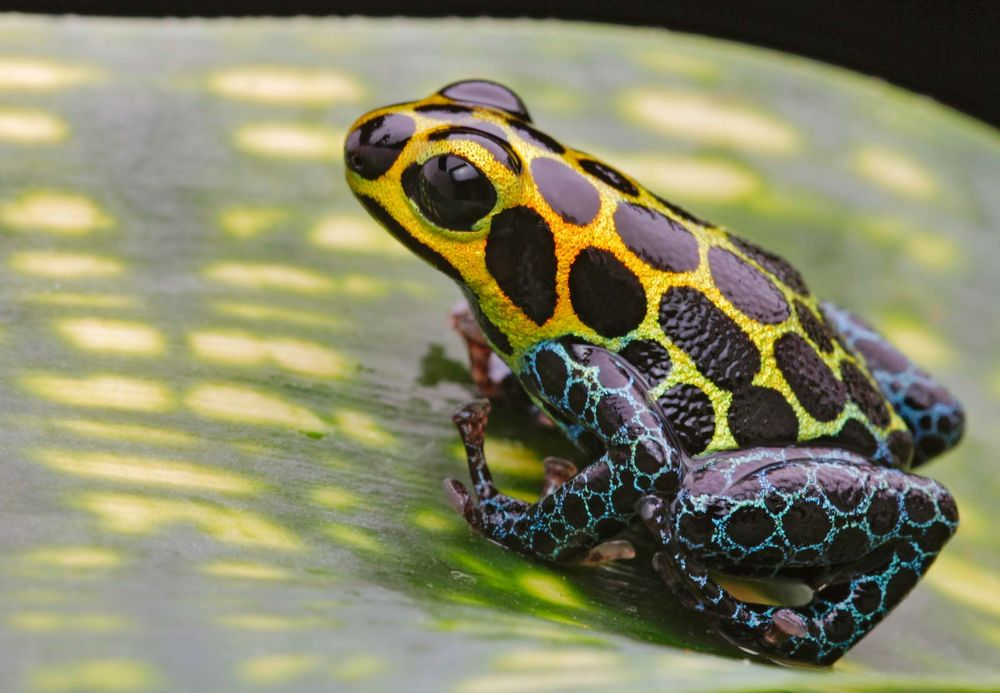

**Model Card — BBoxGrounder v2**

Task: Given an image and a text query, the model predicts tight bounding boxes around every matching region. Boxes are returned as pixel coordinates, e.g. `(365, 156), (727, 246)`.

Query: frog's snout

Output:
(343, 112), (416, 183)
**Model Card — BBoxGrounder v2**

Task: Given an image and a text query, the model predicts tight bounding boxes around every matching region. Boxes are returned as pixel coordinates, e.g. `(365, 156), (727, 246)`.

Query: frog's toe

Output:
(573, 539), (636, 566)
(444, 478), (483, 531)
(540, 456), (578, 496)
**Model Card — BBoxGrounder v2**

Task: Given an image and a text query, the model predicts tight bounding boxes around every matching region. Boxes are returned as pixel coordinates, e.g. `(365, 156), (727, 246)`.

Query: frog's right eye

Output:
(404, 155), (497, 231)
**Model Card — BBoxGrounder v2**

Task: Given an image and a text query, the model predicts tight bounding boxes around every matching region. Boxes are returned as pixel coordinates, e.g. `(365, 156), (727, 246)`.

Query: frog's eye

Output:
(404, 154), (497, 231)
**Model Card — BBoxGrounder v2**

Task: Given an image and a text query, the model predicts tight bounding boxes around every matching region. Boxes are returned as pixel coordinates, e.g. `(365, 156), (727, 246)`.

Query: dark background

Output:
(6, 0), (999, 128)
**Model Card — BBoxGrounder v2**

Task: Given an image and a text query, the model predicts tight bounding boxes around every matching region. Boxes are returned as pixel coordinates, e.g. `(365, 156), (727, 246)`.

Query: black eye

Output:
(411, 155), (497, 231)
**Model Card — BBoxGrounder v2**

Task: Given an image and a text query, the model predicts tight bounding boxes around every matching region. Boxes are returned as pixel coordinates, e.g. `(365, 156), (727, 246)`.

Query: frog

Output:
(343, 80), (964, 665)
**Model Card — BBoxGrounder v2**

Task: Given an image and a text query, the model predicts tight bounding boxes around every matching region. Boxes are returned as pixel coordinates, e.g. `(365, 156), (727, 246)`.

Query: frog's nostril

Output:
(344, 113), (416, 180)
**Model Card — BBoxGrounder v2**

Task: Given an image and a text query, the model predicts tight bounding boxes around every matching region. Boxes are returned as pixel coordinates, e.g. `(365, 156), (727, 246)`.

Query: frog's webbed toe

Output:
(644, 448), (958, 665)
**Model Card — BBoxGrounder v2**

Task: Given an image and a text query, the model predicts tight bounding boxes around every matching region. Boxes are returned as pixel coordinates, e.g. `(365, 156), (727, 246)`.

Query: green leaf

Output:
(0, 14), (998, 692)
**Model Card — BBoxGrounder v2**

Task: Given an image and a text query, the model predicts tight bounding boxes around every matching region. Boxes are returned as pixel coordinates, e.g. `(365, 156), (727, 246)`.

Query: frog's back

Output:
(343, 81), (912, 466)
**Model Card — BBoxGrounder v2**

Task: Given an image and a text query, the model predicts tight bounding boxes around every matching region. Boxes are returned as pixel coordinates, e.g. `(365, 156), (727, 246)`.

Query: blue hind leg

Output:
(823, 303), (964, 467)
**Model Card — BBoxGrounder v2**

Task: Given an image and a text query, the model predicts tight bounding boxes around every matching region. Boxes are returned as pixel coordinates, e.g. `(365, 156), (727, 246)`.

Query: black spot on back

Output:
(619, 339), (672, 385)
(486, 207), (558, 325)
(815, 418), (878, 458)
(654, 194), (711, 228)
(795, 300), (834, 353)
(344, 113), (416, 180)
(614, 202), (700, 273)
(840, 361), (891, 427)
(887, 430), (914, 468)
(429, 126), (521, 172)
(357, 195), (461, 282)
(709, 246), (790, 324)
(775, 333), (847, 422)
(728, 233), (809, 295)
(508, 119), (565, 153)
(656, 383), (715, 455)
(531, 158), (601, 226)
(569, 248), (647, 338)
(578, 158), (638, 197)
(439, 80), (531, 121)
(658, 287), (761, 391)
(728, 386), (799, 446)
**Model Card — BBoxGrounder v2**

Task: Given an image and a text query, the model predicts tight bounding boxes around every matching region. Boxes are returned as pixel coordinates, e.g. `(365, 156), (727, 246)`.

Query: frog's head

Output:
(343, 80), (545, 287)
(344, 80), (658, 352)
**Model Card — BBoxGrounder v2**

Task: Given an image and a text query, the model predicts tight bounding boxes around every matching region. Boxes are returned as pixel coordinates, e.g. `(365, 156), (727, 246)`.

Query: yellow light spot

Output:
(23, 373), (172, 411)
(339, 274), (390, 297)
(881, 318), (952, 368)
(0, 58), (98, 90)
(57, 318), (164, 356)
(238, 654), (321, 685)
(21, 546), (122, 570)
(310, 486), (361, 511)
(10, 611), (126, 632)
(236, 123), (342, 160)
(0, 108), (67, 142)
(201, 560), (291, 581)
(218, 205), (286, 238)
(412, 509), (453, 532)
(311, 214), (405, 255)
(860, 216), (961, 271)
(206, 261), (333, 293)
(209, 67), (360, 104)
(326, 523), (381, 552)
(854, 146), (937, 198)
(37, 449), (258, 495)
(493, 649), (618, 673)
(926, 554), (1000, 617)
(186, 383), (327, 432)
(220, 613), (320, 630)
(332, 655), (385, 683)
(1, 191), (112, 234)
(457, 669), (619, 693)
(517, 571), (585, 609)
(613, 155), (759, 201)
(622, 89), (800, 153)
(61, 419), (195, 447)
(26, 292), (136, 307)
(332, 408), (394, 448)
(27, 659), (154, 692)
(190, 330), (347, 378)
(81, 492), (302, 550)
(636, 51), (719, 78)
(11, 251), (123, 278)
(213, 301), (343, 328)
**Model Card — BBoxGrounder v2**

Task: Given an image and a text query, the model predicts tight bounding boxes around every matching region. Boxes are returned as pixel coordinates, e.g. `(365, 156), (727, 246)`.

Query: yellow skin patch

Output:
(345, 92), (908, 456)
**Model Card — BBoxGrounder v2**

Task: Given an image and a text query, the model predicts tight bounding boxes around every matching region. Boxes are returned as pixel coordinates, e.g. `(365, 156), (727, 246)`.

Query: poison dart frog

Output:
(344, 80), (964, 665)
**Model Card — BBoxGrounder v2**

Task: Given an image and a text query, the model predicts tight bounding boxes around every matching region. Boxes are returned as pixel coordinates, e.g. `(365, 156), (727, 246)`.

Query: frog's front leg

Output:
(823, 302), (965, 467)
(641, 448), (958, 665)
(446, 340), (687, 561)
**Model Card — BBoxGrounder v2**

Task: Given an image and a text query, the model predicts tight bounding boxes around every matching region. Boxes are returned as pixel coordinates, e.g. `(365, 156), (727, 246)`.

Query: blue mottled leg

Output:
(642, 448), (958, 665)
(446, 340), (686, 561)
(823, 302), (965, 467)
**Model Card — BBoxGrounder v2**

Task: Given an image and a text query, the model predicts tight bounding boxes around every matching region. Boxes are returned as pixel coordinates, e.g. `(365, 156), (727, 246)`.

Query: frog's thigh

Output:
(823, 302), (965, 467)
(652, 449), (958, 665)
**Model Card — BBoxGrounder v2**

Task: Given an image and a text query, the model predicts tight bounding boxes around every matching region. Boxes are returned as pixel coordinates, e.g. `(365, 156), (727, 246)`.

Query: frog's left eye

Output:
(404, 154), (497, 231)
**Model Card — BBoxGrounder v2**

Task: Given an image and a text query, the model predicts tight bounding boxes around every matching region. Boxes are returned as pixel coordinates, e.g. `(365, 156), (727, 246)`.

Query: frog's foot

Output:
(541, 456), (578, 497)
(641, 448), (959, 665)
(823, 302), (965, 467)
